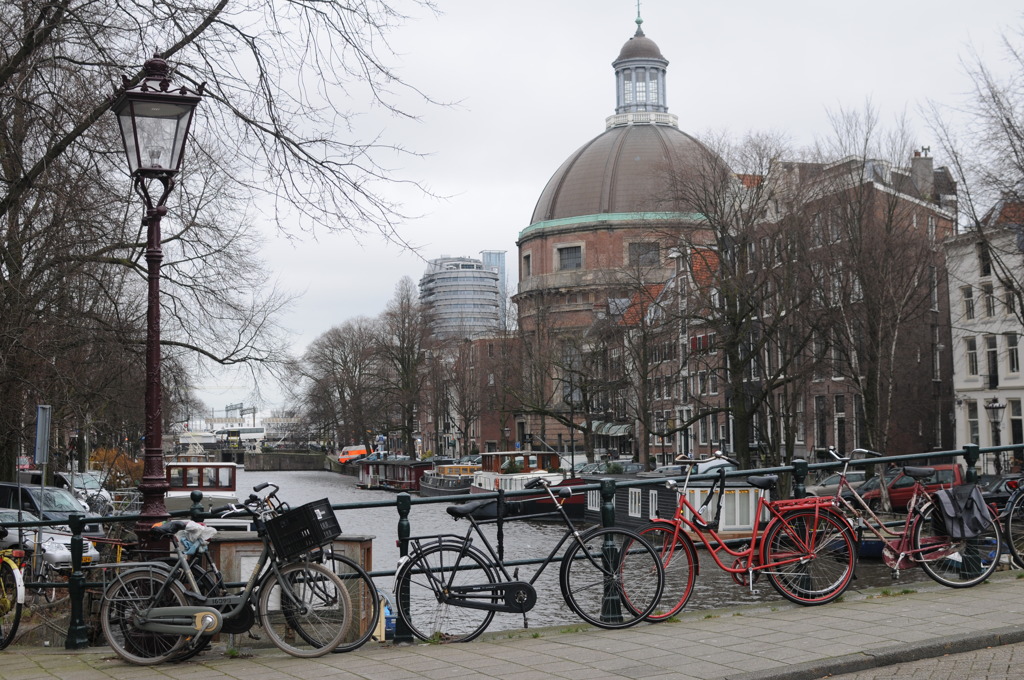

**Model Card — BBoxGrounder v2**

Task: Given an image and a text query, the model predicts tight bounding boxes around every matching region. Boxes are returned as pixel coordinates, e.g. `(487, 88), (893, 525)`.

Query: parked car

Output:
(805, 470), (867, 496)
(19, 470), (113, 514)
(578, 461), (644, 475)
(0, 508), (101, 569)
(858, 464), (965, 511)
(978, 474), (1023, 510)
(636, 458), (737, 478)
(0, 483), (105, 537)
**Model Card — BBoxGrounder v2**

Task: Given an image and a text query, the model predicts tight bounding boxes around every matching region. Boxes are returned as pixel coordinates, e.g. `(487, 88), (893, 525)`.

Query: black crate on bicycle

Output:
(265, 498), (341, 559)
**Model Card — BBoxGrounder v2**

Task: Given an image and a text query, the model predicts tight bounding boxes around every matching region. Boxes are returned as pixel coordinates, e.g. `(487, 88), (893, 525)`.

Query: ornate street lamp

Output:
(985, 400), (1007, 474)
(111, 55), (203, 543)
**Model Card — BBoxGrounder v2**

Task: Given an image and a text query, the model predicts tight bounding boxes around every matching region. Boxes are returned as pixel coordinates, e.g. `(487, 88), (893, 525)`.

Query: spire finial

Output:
(635, 0), (644, 36)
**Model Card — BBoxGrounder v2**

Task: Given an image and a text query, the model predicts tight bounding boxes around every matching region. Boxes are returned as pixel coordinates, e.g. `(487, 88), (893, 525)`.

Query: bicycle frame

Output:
(654, 466), (845, 583)
(402, 484), (608, 614)
(825, 452), (945, 574)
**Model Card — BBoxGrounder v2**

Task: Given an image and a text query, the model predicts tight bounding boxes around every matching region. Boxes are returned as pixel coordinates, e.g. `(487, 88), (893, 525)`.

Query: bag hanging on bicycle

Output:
(932, 484), (989, 539)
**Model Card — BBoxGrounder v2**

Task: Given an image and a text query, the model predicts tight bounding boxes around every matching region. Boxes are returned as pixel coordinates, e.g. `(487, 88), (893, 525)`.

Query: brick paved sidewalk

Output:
(3, 570), (1023, 680)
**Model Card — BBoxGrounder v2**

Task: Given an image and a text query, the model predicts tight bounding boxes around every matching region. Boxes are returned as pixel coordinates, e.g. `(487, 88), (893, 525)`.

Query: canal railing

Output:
(2, 441), (1020, 649)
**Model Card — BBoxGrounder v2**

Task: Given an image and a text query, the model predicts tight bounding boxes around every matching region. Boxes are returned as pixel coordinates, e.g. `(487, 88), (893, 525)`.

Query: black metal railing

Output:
(3, 441), (1020, 649)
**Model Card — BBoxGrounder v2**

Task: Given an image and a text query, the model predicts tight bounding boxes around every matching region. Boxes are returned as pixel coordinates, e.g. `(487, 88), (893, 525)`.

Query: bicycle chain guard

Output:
(220, 601), (256, 634)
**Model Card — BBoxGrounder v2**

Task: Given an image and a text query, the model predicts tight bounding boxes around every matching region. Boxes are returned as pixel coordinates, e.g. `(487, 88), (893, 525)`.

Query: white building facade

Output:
(946, 215), (1024, 474)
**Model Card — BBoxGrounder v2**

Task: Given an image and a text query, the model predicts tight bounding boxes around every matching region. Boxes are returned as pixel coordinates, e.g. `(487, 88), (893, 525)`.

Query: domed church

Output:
(515, 14), (723, 334)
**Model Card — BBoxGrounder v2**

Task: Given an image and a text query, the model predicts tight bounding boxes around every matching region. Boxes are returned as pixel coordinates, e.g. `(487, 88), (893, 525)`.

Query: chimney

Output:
(911, 148), (934, 201)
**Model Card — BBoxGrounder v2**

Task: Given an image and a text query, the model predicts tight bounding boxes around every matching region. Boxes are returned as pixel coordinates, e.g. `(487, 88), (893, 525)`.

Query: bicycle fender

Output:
(4, 557), (25, 604)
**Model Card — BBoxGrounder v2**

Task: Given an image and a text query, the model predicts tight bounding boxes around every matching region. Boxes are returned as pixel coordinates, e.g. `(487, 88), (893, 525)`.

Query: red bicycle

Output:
(639, 452), (857, 621)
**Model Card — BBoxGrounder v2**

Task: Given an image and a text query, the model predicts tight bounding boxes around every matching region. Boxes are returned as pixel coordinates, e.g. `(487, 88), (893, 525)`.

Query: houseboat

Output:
(469, 450), (584, 518)
(164, 458), (251, 530)
(419, 460), (481, 497)
(357, 457), (433, 492)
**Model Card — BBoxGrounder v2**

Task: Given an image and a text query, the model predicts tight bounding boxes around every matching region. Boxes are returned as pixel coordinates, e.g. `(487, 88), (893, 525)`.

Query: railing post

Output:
(962, 443), (980, 484)
(791, 458), (808, 499)
(600, 478), (616, 527)
(64, 513), (90, 649)
(189, 490), (205, 521)
(394, 492), (413, 643)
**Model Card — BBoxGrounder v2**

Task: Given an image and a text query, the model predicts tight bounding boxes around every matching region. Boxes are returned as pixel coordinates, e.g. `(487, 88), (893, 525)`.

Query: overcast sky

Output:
(195, 0), (1023, 417)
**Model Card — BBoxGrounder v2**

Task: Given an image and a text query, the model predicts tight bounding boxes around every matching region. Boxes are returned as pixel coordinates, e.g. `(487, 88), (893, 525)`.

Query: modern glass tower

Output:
(419, 253), (505, 338)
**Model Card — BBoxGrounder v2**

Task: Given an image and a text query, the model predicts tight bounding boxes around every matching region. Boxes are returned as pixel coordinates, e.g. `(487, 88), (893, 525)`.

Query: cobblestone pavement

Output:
(825, 640), (1024, 679)
(3, 570), (1024, 680)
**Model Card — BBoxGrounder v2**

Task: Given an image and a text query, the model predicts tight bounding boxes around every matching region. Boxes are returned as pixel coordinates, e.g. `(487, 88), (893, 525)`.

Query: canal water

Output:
(235, 467), (930, 632)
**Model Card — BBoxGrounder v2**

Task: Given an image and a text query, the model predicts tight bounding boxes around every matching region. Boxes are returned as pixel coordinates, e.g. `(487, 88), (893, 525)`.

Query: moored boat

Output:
(470, 450), (584, 518)
(419, 461), (481, 497)
(357, 457), (433, 492)
(163, 458), (252, 530)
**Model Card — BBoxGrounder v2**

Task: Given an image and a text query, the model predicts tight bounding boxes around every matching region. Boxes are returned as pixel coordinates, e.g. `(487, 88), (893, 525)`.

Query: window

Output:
(978, 242), (992, 277)
(962, 287), (975, 320)
(1008, 333), (1020, 374)
(927, 215), (937, 242)
(985, 335), (999, 387)
(628, 488), (642, 517)
(622, 70), (633, 104)
(815, 395), (828, 448)
(1007, 286), (1018, 315)
(966, 401), (979, 445)
(648, 490), (659, 520)
(966, 337), (979, 375)
(1010, 399), (1023, 446)
(557, 246), (582, 270)
(932, 325), (941, 380)
(522, 254), (531, 278)
(929, 266), (938, 311)
(629, 242), (660, 267)
(983, 283), (996, 317)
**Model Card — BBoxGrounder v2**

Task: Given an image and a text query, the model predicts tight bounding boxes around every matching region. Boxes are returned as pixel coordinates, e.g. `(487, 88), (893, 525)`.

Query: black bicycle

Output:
(999, 476), (1024, 568)
(393, 478), (664, 643)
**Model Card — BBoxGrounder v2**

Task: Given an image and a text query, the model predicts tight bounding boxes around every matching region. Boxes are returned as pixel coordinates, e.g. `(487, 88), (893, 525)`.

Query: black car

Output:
(0, 482), (105, 537)
(978, 475), (1023, 510)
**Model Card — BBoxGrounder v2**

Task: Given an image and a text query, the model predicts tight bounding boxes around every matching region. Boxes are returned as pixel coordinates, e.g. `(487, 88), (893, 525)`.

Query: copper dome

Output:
(615, 32), (666, 62)
(529, 123), (723, 224)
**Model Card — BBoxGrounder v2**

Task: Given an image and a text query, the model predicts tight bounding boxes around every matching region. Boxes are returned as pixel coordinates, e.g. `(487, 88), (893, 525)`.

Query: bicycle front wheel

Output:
(761, 509), (856, 606)
(394, 542), (497, 643)
(636, 522), (697, 621)
(0, 558), (24, 650)
(1005, 493), (1024, 569)
(259, 561), (352, 658)
(99, 568), (190, 665)
(559, 527), (664, 629)
(322, 553), (380, 652)
(913, 503), (1002, 588)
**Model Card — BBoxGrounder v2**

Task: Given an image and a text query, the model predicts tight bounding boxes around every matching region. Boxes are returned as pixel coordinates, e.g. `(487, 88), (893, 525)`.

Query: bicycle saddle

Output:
(747, 475), (778, 490)
(447, 499), (496, 519)
(152, 520), (191, 535)
(902, 466), (935, 479)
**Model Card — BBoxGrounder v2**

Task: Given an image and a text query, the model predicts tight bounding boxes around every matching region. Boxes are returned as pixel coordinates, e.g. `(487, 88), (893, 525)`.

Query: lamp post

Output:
(985, 400), (1007, 474)
(502, 426), (510, 451)
(111, 55), (203, 544)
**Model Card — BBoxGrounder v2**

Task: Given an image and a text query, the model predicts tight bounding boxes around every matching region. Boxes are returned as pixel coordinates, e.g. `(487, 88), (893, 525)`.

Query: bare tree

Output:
(377, 277), (429, 458)
(927, 27), (1024, 327)
(0, 1), (439, 478)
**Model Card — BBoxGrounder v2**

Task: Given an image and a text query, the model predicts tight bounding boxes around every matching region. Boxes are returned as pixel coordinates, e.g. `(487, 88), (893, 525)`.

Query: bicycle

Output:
(999, 476), (1024, 568)
(638, 451), (858, 621)
(99, 482), (358, 664)
(0, 529), (27, 650)
(823, 447), (1003, 588)
(394, 477), (665, 642)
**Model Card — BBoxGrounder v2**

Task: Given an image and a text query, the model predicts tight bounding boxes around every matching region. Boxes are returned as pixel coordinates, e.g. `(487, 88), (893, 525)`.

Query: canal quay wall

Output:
(243, 450), (327, 471)
(6, 570), (1024, 680)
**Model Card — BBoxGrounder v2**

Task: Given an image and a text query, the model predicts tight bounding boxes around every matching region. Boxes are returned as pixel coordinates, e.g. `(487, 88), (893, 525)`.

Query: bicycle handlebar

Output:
(851, 448), (883, 457)
(524, 477), (550, 489)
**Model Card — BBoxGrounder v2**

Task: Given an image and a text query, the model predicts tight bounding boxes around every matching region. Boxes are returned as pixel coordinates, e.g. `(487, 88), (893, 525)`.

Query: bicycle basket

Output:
(264, 498), (341, 559)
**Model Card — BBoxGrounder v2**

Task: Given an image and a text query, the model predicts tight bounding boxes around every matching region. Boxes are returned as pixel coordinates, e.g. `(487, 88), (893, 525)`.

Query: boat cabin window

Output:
(167, 464), (236, 489)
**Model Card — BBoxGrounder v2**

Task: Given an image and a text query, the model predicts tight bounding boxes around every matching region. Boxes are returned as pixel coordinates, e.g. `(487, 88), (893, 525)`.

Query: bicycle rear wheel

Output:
(259, 561), (351, 657)
(636, 522), (697, 621)
(320, 553), (380, 652)
(99, 568), (190, 665)
(394, 542), (496, 643)
(559, 527), (664, 629)
(761, 509), (856, 605)
(1005, 493), (1024, 569)
(913, 503), (1002, 588)
(0, 558), (23, 650)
